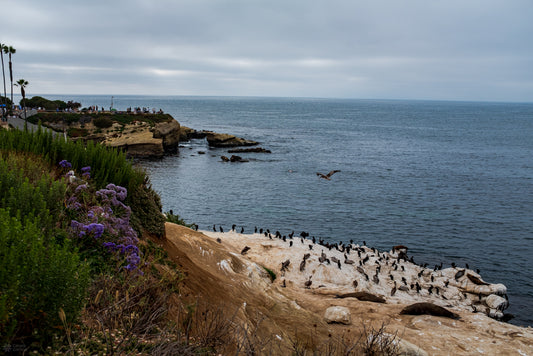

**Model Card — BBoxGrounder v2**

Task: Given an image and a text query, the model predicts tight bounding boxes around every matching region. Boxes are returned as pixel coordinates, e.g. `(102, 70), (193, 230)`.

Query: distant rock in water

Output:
(178, 126), (259, 148)
(221, 155), (248, 163)
(228, 147), (271, 153)
(205, 132), (258, 148)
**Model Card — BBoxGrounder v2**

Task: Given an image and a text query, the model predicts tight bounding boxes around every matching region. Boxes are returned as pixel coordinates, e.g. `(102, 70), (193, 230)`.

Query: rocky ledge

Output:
(161, 224), (533, 356)
(180, 126), (259, 148)
(32, 112), (182, 159)
(103, 120), (181, 158)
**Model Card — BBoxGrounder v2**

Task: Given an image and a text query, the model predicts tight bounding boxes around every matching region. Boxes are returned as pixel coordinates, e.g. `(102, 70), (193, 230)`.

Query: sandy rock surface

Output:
(161, 223), (533, 355)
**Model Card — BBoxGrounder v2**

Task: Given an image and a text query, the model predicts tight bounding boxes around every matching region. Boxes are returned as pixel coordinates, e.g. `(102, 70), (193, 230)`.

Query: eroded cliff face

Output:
(38, 114), (181, 158)
(103, 120), (181, 158)
(160, 223), (533, 355)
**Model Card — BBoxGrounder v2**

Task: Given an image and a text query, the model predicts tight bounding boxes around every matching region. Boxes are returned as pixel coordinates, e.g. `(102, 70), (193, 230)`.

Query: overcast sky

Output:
(3, 0), (533, 101)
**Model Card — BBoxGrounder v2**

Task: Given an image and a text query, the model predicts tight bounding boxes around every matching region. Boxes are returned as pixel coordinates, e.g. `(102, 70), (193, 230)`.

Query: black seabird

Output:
(304, 276), (312, 289)
(299, 260), (306, 272)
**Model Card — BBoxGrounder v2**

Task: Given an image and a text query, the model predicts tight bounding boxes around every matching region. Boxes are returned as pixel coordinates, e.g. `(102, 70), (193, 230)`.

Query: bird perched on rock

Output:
(281, 259), (291, 272)
(344, 254), (354, 264)
(299, 259), (306, 272)
(240, 246), (251, 255)
(304, 276), (312, 289)
(373, 273), (380, 284)
(391, 282), (397, 296)
(319, 250), (327, 263)
(316, 170), (341, 180)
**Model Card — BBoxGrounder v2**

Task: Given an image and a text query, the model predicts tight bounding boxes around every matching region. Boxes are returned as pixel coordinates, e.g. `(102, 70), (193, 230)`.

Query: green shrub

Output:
(0, 209), (90, 345)
(67, 127), (88, 137)
(32, 112), (81, 125)
(0, 152), (66, 238)
(262, 266), (277, 282)
(165, 210), (196, 229)
(0, 127), (165, 237)
(93, 117), (114, 129)
(24, 96), (67, 111)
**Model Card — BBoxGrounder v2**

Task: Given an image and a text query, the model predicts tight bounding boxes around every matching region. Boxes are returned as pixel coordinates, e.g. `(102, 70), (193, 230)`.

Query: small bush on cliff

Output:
(67, 127), (88, 137)
(93, 116), (114, 129)
(165, 210), (197, 229)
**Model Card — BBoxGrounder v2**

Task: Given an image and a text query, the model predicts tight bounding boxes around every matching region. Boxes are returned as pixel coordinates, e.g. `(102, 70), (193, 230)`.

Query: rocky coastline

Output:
(162, 223), (533, 355)
(26, 111), (263, 159)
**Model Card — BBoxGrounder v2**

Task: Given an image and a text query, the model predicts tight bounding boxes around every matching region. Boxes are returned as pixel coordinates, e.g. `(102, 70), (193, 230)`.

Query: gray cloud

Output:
(3, 0), (533, 101)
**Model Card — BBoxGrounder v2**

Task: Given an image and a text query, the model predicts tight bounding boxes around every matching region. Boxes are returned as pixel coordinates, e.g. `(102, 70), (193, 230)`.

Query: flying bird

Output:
(316, 170), (341, 180)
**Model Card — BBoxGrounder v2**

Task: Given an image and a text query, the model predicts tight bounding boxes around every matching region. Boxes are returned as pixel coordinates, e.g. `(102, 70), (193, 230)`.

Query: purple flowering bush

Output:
(60, 160), (143, 274)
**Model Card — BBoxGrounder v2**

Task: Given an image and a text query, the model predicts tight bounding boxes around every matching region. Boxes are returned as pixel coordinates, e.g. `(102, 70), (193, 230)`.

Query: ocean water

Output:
(40, 95), (533, 326)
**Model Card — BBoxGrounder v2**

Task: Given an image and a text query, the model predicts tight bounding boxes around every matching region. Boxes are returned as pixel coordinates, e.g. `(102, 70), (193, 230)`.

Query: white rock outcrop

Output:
(324, 306), (351, 325)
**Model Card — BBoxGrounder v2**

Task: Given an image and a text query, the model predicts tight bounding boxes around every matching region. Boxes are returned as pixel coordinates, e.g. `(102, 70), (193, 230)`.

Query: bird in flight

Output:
(316, 170), (341, 180)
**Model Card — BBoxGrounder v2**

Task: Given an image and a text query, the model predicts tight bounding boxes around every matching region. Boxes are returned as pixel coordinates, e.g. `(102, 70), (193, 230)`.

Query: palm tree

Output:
(6, 46), (16, 108)
(15, 79), (29, 129)
(0, 43), (6, 120)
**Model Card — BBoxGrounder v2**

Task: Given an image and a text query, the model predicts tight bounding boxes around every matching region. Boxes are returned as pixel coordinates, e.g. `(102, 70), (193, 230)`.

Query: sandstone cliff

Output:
(160, 223), (533, 355)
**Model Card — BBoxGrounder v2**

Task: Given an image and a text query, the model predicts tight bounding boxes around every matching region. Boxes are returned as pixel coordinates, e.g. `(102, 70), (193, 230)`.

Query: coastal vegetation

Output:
(23, 96), (81, 112)
(0, 127), (167, 348)
(30, 111), (174, 127)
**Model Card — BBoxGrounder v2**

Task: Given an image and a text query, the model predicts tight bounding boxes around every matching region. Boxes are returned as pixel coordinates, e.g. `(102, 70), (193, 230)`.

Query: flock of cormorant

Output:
(205, 223), (512, 321)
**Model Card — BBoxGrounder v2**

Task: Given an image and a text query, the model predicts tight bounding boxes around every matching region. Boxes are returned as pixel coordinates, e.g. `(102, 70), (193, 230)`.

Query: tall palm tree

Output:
(0, 43), (6, 120)
(6, 46), (16, 108)
(15, 79), (29, 129)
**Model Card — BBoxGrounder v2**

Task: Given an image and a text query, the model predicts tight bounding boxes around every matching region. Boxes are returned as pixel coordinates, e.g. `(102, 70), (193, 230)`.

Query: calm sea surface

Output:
(41, 95), (533, 326)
